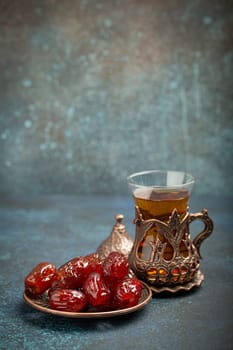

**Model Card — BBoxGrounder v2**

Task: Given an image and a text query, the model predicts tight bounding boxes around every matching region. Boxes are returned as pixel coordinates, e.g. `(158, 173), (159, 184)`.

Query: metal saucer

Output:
(149, 270), (204, 294)
(23, 281), (152, 318)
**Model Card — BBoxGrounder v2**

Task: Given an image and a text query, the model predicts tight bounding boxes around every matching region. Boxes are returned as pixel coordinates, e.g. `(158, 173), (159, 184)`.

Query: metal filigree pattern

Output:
(96, 214), (133, 258)
(129, 206), (214, 287)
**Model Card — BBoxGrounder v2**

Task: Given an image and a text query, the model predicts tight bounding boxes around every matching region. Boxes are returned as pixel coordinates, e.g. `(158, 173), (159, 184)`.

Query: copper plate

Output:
(150, 270), (204, 294)
(23, 282), (152, 318)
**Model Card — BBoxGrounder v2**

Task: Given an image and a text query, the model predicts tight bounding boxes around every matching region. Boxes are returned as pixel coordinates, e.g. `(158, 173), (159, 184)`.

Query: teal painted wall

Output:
(0, 0), (232, 195)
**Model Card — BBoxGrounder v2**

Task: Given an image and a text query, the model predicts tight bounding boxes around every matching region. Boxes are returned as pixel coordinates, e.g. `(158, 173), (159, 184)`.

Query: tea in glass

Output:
(127, 170), (213, 287)
(133, 187), (190, 261)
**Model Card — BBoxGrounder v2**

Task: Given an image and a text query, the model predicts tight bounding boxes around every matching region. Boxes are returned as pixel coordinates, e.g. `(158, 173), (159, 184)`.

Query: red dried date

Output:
(49, 289), (88, 312)
(58, 256), (89, 288)
(111, 277), (142, 309)
(25, 262), (57, 295)
(83, 272), (111, 307)
(52, 253), (103, 290)
(24, 252), (142, 312)
(85, 253), (103, 276)
(103, 252), (129, 283)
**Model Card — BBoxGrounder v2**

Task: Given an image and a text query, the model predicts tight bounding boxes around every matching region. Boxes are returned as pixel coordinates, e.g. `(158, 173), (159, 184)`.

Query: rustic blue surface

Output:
(0, 1), (232, 196)
(0, 195), (232, 350)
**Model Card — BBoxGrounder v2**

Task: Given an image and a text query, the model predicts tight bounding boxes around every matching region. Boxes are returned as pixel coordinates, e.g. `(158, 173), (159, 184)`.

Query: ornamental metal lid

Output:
(96, 214), (133, 258)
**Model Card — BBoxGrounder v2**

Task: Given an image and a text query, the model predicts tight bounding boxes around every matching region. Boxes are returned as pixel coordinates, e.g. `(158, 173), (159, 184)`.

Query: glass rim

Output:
(126, 170), (195, 189)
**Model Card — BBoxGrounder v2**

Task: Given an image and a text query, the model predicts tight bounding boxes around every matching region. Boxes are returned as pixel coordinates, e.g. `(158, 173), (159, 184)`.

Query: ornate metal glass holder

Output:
(126, 170), (214, 293)
(128, 205), (213, 292)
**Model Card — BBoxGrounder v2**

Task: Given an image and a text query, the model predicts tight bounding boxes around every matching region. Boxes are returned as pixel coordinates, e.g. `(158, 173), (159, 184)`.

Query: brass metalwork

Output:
(129, 206), (214, 287)
(150, 270), (204, 293)
(96, 214), (133, 258)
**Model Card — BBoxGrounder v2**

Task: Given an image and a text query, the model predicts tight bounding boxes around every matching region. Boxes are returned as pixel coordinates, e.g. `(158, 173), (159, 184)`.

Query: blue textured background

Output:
(0, 0), (232, 195)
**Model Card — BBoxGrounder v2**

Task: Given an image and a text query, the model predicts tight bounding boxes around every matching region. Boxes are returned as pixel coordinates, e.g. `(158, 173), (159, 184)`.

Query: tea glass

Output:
(127, 170), (214, 289)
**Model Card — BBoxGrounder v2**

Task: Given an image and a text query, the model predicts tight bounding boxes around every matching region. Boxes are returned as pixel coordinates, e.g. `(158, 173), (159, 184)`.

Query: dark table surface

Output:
(0, 194), (232, 350)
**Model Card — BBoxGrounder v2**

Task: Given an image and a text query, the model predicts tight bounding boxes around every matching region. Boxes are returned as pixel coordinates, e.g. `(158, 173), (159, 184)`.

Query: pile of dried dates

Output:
(24, 251), (142, 312)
